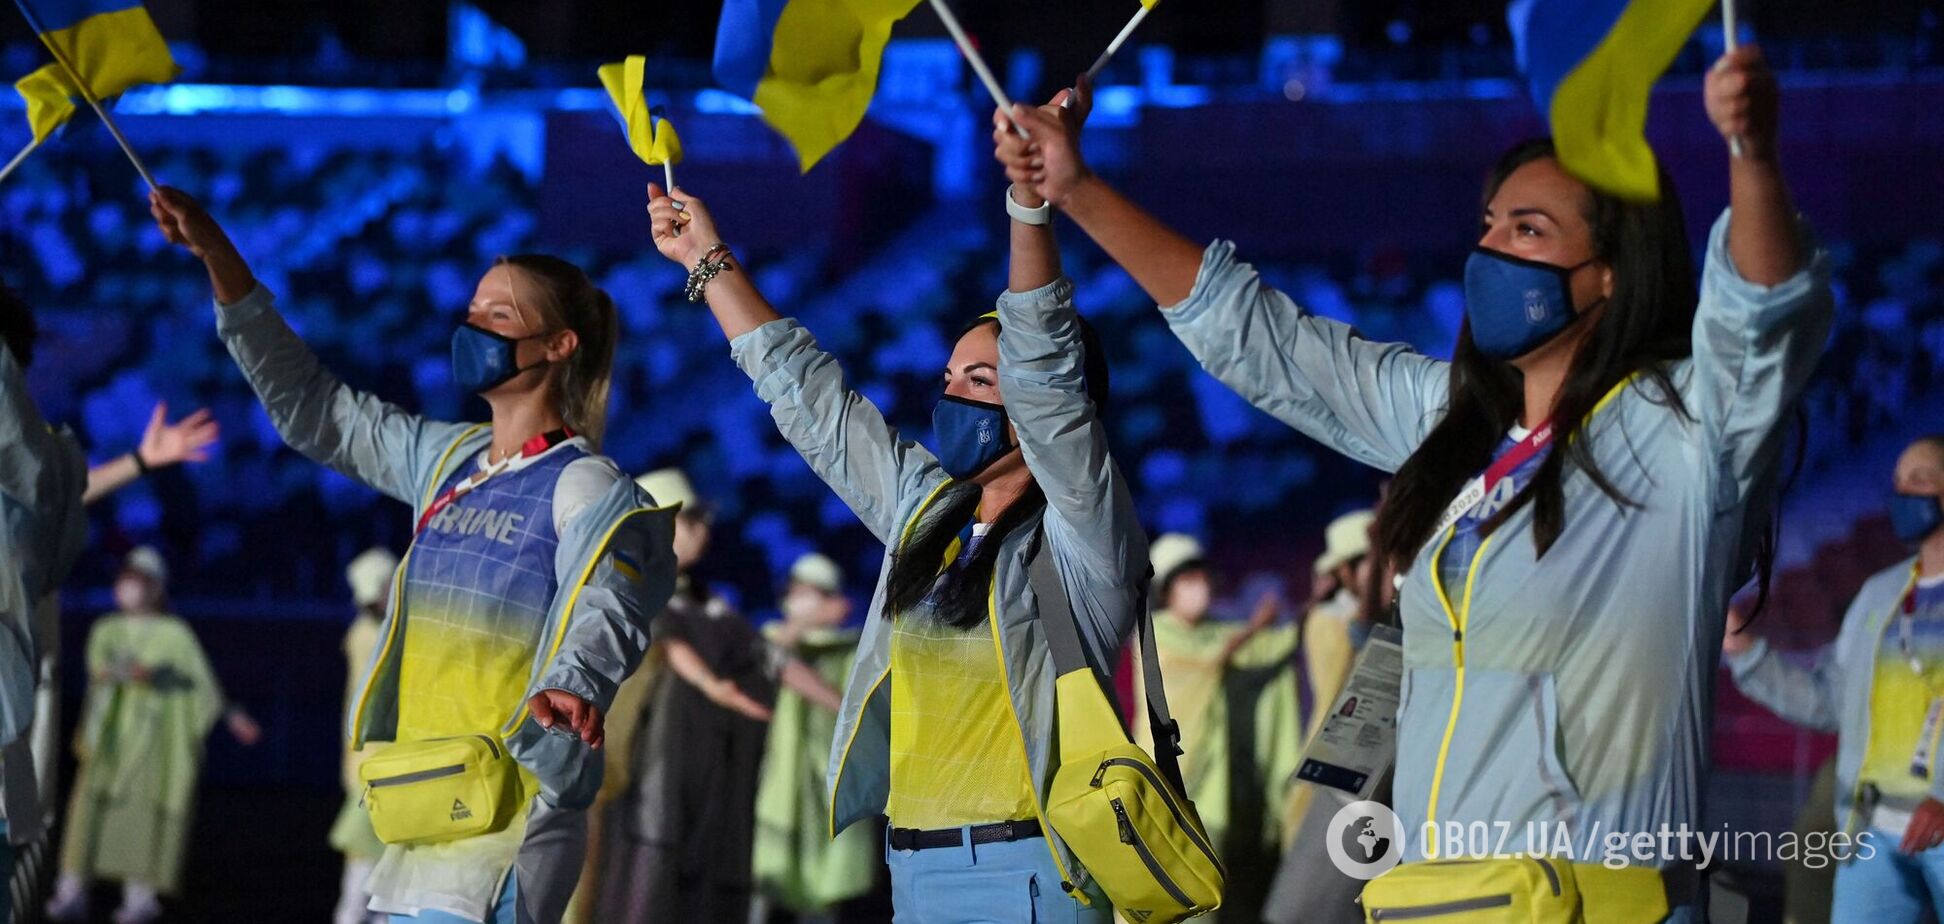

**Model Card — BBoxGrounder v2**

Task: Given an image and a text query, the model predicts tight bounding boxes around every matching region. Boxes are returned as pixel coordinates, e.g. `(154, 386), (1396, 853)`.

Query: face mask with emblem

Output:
(931, 395), (1015, 480)
(1462, 247), (1602, 361)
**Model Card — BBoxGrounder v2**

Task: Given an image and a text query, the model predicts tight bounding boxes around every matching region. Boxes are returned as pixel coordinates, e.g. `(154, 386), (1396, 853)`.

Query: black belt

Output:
(888, 819), (1042, 852)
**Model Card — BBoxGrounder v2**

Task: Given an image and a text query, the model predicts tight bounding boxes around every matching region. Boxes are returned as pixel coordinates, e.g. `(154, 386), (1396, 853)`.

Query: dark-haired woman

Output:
(997, 48), (1830, 919)
(149, 189), (678, 924)
(644, 92), (1142, 921)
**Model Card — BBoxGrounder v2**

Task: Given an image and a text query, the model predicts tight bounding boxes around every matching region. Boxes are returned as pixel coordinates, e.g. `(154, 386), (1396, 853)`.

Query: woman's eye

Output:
(1517, 223), (1541, 238)
(972, 376), (995, 389)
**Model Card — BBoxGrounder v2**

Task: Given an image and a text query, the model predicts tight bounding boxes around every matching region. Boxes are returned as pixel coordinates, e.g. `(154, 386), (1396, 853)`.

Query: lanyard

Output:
(414, 427), (574, 535)
(1898, 571), (1937, 679)
(1431, 420), (1555, 538)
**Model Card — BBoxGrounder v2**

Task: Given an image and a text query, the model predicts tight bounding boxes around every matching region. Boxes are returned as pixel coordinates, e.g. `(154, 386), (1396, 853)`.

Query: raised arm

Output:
(150, 188), (467, 504)
(1688, 48), (1834, 501)
(1722, 586), (1871, 733)
(998, 87), (1450, 474)
(645, 185), (946, 544)
(84, 403), (218, 505)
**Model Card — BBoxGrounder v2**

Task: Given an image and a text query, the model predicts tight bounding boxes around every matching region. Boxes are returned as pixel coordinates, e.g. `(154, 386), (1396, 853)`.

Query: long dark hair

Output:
(881, 314), (1111, 630)
(1374, 139), (1697, 570)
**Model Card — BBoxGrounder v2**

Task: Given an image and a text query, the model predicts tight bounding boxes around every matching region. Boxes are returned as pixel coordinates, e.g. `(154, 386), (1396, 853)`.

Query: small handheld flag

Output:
(597, 55), (683, 189)
(11, 0), (181, 188)
(1, 64), (76, 183)
(1507, 0), (1713, 200)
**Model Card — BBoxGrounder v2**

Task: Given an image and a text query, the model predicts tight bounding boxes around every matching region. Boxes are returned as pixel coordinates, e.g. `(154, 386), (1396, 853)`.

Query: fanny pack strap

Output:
(1028, 533), (1187, 795)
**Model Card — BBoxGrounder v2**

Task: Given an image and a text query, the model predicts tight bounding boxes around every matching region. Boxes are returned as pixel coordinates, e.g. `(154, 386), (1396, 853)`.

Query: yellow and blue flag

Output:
(1507, 0), (1712, 200)
(13, 0), (179, 102)
(597, 56), (682, 168)
(713, 0), (925, 173)
(14, 64), (78, 144)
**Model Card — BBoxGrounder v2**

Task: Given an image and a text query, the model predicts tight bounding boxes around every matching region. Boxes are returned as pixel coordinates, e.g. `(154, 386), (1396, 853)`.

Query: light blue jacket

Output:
(214, 286), (678, 810)
(0, 346), (87, 751)
(1728, 557), (1939, 829)
(1165, 210), (1832, 867)
(730, 277), (1147, 899)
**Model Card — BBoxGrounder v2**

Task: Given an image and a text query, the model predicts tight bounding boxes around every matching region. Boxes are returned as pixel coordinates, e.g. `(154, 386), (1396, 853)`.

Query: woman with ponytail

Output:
(148, 189), (677, 924)
(996, 49), (1831, 919)
(643, 89), (1142, 921)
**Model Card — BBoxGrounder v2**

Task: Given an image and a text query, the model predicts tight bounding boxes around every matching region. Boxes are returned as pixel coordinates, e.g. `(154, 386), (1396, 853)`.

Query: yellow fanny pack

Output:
(1360, 856), (1687, 924)
(1030, 541), (1224, 924)
(358, 734), (522, 846)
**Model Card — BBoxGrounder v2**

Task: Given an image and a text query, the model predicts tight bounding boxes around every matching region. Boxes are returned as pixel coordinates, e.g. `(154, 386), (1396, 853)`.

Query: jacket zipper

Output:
(369, 763), (466, 787)
(1113, 798), (1195, 908)
(1370, 895), (1513, 921)
(1424, 529), (1492, 856)
(1095, 757), (1227, 877)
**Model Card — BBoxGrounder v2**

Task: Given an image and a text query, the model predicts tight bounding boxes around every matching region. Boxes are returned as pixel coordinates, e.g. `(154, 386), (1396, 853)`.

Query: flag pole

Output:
(663, 161), (675, 193)
(1085, 3), (1154, 81)
(0, 138), (40, 185)
(1721, 0), (1745, 158)
(11, 0), (160, 189)
(924, 0), (1029, 137)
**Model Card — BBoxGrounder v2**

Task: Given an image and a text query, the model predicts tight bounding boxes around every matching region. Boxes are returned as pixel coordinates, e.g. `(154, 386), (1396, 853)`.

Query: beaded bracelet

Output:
(684, 243), (735, 303)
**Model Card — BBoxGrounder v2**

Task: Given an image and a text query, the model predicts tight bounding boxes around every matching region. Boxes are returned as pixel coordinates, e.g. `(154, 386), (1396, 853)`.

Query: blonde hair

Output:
(496, 255), (619, 448)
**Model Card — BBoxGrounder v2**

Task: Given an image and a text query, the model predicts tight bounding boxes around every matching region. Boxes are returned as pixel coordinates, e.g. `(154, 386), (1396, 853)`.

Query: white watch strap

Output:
(1005, 185), (1052, 225)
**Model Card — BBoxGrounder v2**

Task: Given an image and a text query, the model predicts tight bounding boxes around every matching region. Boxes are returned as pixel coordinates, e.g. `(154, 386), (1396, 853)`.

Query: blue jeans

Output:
(1830, 829), (1944, 924)
(886, 830), (1111, 924)
(387, 872), (517, 924)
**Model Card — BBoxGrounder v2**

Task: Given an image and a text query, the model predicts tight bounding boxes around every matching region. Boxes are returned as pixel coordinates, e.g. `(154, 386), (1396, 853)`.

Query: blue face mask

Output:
(1463, 248), (1597, 361)
(1890, 492), (1944, 546)
(932, 396), (1015, 479)
(451, 323), (546, 394)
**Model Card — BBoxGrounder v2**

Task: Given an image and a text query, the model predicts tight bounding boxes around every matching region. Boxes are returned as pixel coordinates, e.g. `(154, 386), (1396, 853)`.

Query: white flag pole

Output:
(663, 161), (675, 193)
(1721, 0), (1746, 158)
(0, 138), (41, 185)
(925, 0), (1029, 137)
(1086, 3), (1154, 81)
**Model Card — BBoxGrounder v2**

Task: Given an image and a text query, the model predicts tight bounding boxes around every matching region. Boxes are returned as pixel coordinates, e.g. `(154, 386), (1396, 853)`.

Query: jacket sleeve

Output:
(214, 285), (475, 505)
(731, 318), (947, 545)
(1685, 210), (1835, 508)
(532, 482), (680, 712)
(1163, 241), (1451, 474)
(1725, 582), (1876, 734)
(996, 278), (1148, 640)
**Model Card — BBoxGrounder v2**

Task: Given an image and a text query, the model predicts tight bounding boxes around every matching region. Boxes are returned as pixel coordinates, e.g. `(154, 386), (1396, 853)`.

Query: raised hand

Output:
(1706, 45), (1779, 160)
(994, 78), (1095, 208)
(149, 186), (257, 302)
(148, 187), (236, 262)
(138, 402), (219, 468)
(647, 182), (721, 267)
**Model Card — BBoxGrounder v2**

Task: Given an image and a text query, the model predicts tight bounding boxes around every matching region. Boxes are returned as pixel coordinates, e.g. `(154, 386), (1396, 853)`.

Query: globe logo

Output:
(1324, 800), (1405, 880)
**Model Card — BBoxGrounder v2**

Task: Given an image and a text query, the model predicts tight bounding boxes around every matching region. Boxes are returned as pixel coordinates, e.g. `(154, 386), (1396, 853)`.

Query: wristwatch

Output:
(1005, 185), (1052, 226)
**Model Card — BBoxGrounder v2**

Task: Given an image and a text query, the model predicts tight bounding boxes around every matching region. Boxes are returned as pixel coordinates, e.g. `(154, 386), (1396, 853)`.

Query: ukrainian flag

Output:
(1508, 0), (1713, 200)
(15, 0), (179, 103)
(713, 0), (925, 172)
